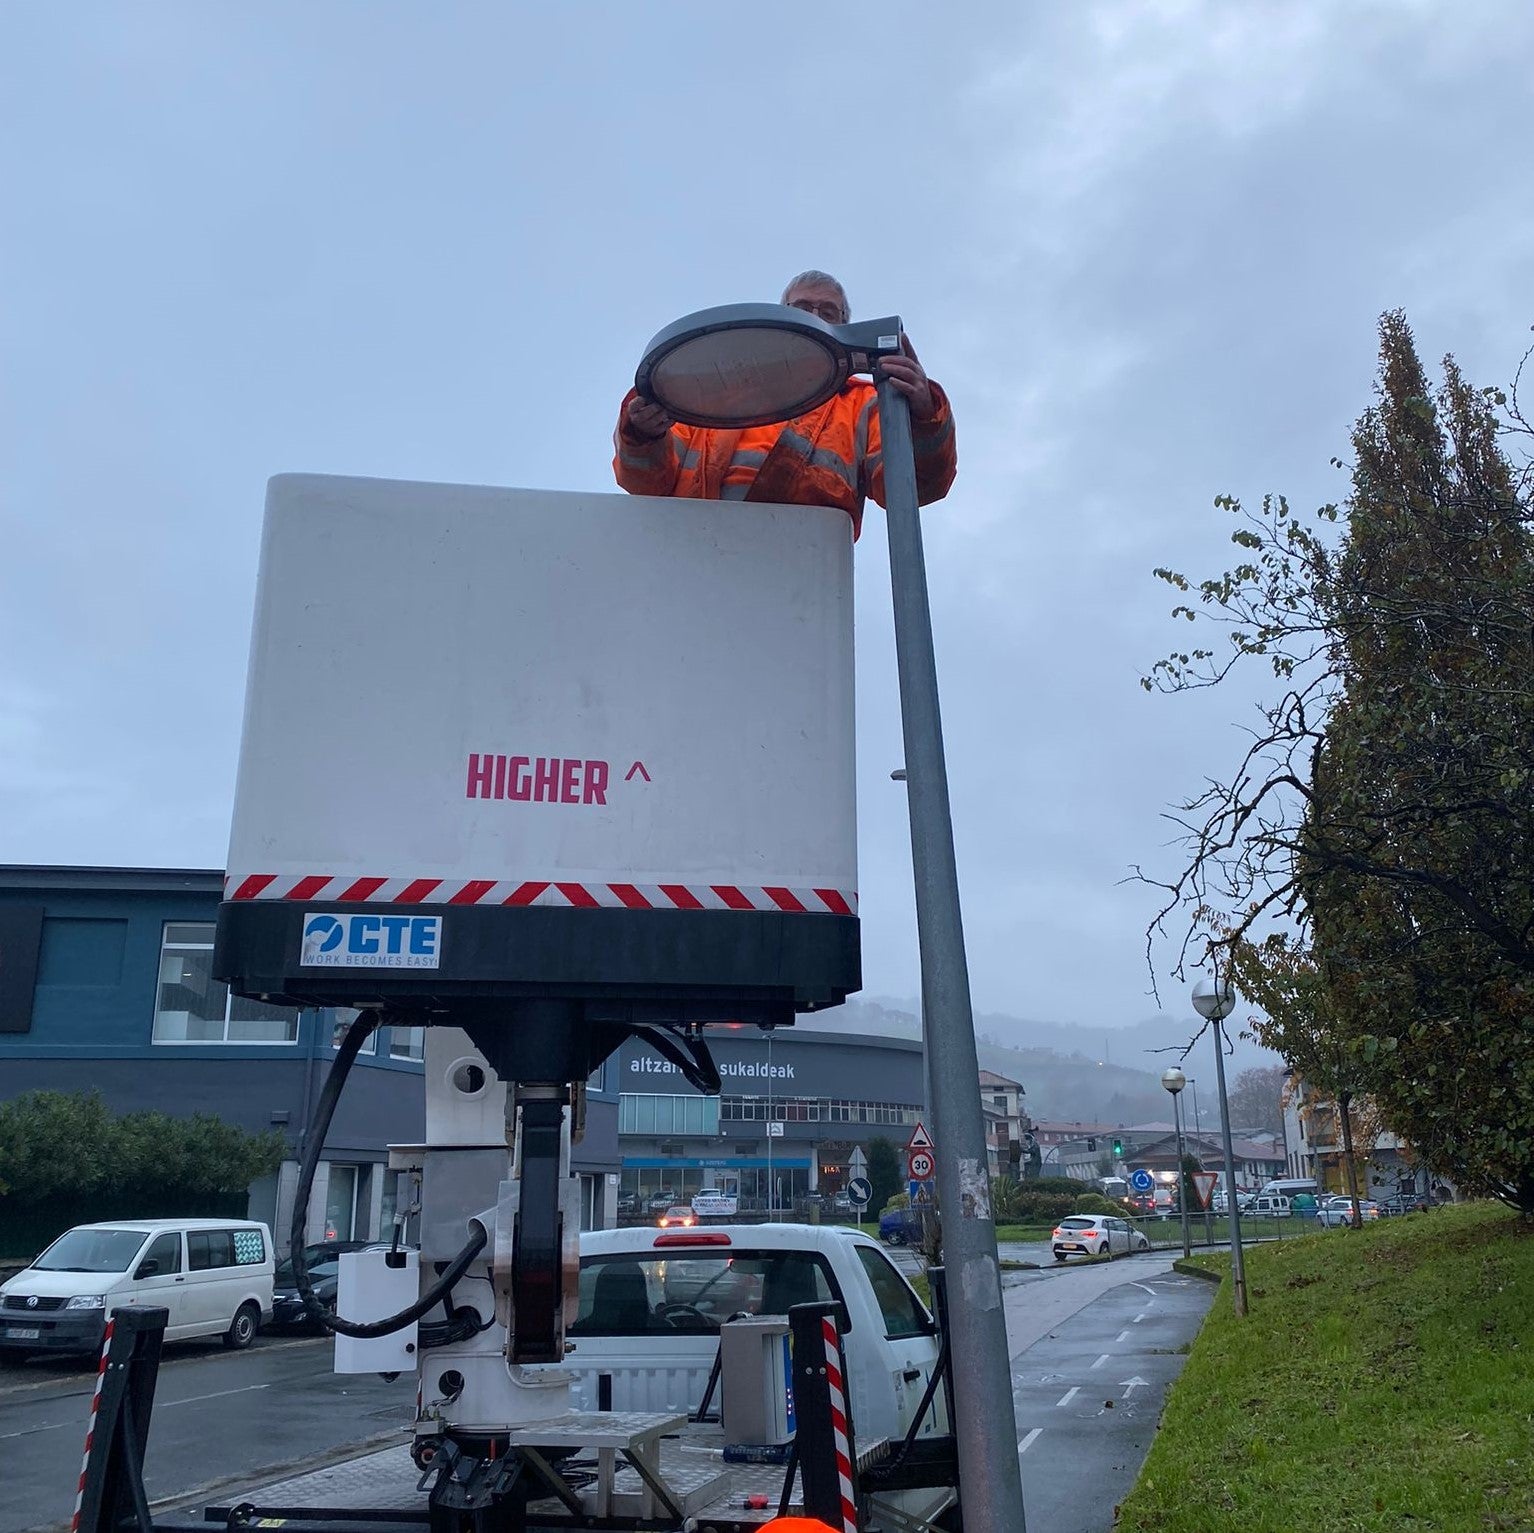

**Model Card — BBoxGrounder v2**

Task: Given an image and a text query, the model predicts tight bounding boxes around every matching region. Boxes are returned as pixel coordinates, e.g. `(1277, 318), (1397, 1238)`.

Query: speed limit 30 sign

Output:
(908, 1148), (936, 1180)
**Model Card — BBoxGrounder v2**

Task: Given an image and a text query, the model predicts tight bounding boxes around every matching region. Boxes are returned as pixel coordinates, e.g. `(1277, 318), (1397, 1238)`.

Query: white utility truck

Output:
(67, 474), (965, 1533)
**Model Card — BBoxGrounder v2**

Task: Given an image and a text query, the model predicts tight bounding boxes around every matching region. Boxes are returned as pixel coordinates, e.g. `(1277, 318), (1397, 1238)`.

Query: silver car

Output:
(1050, 1215), (1150, 1262)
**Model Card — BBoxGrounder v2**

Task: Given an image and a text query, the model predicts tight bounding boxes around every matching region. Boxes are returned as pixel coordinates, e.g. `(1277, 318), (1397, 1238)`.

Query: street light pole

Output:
(634, 303), (1026, 1529)
(878, 373), (1028, 1529)
(1193, 977), (1249, 1317)
(1161, 1068), (1192, 1260)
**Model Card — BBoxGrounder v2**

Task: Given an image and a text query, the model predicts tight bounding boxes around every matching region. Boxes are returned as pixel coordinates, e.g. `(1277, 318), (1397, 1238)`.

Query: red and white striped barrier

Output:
(821, 1314), (859, 1533)
(225, 873), (856, 916)
(70, 1318), (114, 1533)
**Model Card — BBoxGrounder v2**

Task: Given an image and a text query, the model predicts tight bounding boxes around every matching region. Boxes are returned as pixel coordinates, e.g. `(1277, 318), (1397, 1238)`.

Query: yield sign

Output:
(906, 1122), (934, 1153)
(1190, 1172), (1219, 1210)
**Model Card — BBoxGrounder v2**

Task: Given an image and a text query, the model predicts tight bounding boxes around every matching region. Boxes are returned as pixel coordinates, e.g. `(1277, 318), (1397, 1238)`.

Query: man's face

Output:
(784, 281), (846, 325)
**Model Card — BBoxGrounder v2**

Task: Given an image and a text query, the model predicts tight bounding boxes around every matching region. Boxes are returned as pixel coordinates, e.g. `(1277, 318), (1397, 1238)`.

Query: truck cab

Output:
(567, 1223), (948, 1447)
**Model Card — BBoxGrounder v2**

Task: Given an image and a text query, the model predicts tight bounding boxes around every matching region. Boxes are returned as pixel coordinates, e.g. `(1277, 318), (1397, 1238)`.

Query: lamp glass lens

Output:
(649, 327), (842, 426)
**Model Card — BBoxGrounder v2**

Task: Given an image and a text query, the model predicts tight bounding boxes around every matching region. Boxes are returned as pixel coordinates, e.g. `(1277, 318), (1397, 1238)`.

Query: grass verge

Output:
(1116, 1202), (1534, 1532)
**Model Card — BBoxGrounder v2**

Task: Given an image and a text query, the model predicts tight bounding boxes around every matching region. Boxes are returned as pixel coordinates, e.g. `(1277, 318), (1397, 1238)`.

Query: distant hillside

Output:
(800, 996), (1283, 1126)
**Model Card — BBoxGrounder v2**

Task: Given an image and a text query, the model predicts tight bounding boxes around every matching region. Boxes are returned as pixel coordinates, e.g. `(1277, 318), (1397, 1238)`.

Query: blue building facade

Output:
(0, 866), (620, 1244)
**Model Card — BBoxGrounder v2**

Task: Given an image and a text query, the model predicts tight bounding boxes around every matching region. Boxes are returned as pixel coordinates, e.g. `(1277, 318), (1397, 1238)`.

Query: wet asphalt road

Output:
(1, 1254), (1212, 1533)
(1003, 1254), (1214, 1532)
(0, 1333), (412, 1533)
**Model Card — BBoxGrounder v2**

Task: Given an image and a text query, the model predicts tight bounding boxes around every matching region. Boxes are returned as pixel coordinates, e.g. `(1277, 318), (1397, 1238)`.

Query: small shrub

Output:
(1074, 1192), (1124, 1217)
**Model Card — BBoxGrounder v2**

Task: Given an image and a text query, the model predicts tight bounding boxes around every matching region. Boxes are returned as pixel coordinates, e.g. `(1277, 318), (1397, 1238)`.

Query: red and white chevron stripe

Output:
(224, 874), (856, 916)
(71, 1317), (114, 1532)
(822, 1313), (860, 1533)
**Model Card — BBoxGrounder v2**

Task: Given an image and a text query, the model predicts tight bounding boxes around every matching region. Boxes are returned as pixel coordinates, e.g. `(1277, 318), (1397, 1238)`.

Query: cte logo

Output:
(301, 912), (442, 969)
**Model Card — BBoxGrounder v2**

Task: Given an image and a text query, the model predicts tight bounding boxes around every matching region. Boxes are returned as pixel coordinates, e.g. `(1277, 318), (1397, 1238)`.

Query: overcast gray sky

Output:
(3, 2), (1530, 1040)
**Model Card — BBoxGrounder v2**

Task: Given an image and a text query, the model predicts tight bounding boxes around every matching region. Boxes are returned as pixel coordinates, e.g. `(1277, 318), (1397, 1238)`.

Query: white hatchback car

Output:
(1050, 1214), (1150, 1262)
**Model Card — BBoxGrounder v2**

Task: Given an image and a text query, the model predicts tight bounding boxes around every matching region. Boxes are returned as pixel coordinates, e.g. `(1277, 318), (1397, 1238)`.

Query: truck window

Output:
(853, 1246), (935, 1340)
(571, 1249), (841, 1336)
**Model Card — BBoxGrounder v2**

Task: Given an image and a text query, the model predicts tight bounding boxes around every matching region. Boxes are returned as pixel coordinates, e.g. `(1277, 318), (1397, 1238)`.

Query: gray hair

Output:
(781, 269), (850, 322)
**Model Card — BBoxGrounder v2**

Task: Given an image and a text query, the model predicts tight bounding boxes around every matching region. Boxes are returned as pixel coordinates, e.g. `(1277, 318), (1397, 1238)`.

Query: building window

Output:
(330, 1009), (376, 1053)
(618, 1094), (720, 1136)
(721, 1096), (822, 1123)
(152, 923), (298, 1044)
(389, 1026), (425, 1061)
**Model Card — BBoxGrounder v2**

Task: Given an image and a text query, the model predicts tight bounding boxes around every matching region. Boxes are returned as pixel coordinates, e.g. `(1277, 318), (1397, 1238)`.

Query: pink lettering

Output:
(492, 754), (507, 799)
(533, 757), (559, 802)
(466, 754), (493, 799)
(583, 760), (609, 805)
(508, 756), (532, 801)
(560, 759), (580, 803)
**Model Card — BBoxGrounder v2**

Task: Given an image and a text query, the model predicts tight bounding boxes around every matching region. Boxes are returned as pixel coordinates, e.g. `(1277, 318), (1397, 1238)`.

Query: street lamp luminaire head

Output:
(1191, 975), (1237, 1022)
(1161, 1067), (1186, 1095)
(636, 303), (904, 430)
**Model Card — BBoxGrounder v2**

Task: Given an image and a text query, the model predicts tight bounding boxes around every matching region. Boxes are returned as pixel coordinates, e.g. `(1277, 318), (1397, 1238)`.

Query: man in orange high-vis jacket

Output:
(612, 270), (956, 539)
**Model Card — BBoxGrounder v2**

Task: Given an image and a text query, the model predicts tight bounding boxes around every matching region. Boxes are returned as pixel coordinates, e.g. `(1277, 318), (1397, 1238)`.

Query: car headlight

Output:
(66, 1295), (106, 1310)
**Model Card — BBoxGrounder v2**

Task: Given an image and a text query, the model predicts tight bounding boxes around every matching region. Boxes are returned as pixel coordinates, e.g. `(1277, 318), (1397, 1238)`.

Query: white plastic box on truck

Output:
(213, 475), (860, 1021)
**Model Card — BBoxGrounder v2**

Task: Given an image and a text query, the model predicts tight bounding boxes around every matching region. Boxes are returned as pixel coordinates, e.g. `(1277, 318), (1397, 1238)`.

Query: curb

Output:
(1173, 1257), (1224, 1285)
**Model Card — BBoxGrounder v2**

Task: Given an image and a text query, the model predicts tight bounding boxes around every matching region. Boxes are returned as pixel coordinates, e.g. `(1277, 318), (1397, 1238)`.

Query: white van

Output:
(0, 1219), (274, 1361)
(1258, 1178), (1319, 1202)
(1250, 1194), (1292, 1219)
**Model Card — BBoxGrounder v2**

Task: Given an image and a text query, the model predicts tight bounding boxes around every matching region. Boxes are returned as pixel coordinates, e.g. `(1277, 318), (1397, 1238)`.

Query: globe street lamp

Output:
(1160, 1067), (1193, 1259)
(637, 305), (1026, 1529)
(1192, 975), (1249, 1316)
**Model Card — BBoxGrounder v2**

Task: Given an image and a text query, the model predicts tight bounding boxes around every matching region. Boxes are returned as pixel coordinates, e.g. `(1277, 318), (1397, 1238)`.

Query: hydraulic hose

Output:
(289, 1010), (488, 1337)
(633, 1025), (721, 1095)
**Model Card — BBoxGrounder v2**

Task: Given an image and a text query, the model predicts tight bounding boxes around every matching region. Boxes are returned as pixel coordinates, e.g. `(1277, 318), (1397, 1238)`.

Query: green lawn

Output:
(1117, 1203), (1534, 1532)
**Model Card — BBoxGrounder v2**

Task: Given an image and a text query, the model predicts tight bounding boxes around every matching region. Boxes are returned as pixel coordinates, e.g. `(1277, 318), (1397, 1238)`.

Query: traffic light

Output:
(1112, 1137), (1123, 1157)
(1086, 1137), (1097, 1151)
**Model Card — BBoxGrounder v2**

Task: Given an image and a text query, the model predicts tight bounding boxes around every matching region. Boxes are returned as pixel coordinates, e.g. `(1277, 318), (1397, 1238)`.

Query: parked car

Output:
(1248, 1194), (1293, 1219)
(269, 1240), (375, 1329)
(1316, 1197), (1380, 1228)
(645, 1191), (677, 1214)
(1050, 1215), (1149, 1262)
(657, 1205), (697, 1229)
(616, 1192), (640, 1217)
(879, 1208), (926, 1246)
(1, 1219), (274, 1360)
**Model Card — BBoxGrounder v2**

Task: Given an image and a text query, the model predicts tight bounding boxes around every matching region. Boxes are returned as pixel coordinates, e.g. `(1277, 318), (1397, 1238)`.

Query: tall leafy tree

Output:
(1226, 1064), (1287, 1137)
(1146, 312), (1534, 1212)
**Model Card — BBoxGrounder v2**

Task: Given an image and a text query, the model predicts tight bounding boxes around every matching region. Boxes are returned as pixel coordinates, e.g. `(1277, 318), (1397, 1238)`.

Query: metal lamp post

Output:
(637, 304), (1026, 1530)
(1160, 1067), (1193, 1259)
(1191, 976), (1248, 1316)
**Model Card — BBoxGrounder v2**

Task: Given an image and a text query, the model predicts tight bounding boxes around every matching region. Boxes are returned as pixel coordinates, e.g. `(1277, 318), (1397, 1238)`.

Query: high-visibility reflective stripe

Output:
(719, 481), (752, 500)
(727, 448), (769, 469)
(777, 431), (857, 491)
(676, 441), (701, 470)
(915, 413), (955, 451)
(618, 443), (671, 471)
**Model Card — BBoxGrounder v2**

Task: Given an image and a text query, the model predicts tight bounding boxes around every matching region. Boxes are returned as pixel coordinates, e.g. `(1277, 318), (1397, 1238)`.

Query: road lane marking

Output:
(1133, 1311), (1148, 1323)
(1132, 1282), (1158, 1298)
(1055, 1386), (1079, 1408)
(1115, 1329), (1131, 1343)
(162, 1383), (272, 1407)
(1089, 1353), (1110, 1370)
(1, 1420), (75, 1439)
(1017, 1427), (1042, 1455)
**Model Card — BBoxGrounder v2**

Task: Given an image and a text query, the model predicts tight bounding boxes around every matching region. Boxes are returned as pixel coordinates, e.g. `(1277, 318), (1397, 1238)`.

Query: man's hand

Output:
(876, 334), (937, 421)
(624, 395), (676, 441)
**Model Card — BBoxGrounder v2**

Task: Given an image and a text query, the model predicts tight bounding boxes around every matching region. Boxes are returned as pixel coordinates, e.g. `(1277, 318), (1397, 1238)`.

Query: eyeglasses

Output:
(788, 299), (845, 324)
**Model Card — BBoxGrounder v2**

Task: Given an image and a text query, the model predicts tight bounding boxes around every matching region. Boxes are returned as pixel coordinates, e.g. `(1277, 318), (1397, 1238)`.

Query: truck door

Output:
(849, 1244), (947, 1439)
